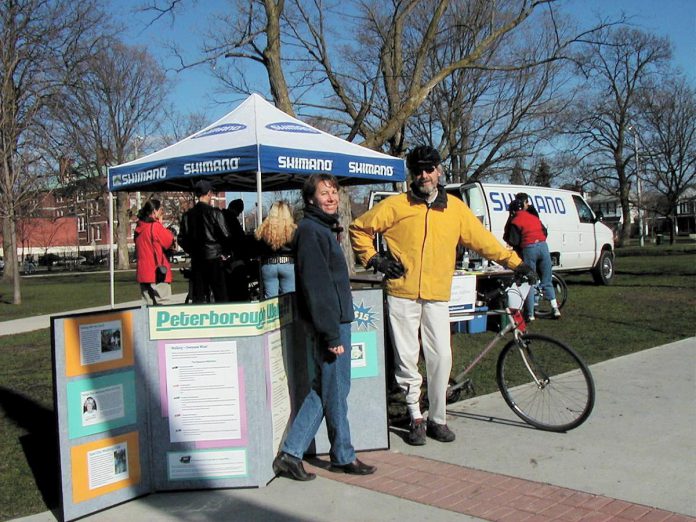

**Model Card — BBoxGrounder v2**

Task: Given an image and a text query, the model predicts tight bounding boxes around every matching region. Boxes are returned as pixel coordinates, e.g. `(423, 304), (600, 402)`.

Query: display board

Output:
(52, 290), (388, 521)
(52, 307), (152, 521)
(292, 288), (389, 455)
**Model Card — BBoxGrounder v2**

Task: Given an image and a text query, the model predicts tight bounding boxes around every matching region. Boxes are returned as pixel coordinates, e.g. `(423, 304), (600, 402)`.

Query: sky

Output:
(111, 0), (695, 210)
(114, 0), (696, 125)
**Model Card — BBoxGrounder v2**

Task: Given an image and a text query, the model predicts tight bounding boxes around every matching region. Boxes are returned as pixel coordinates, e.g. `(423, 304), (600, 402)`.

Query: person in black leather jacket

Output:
(178, 180), (231, 303)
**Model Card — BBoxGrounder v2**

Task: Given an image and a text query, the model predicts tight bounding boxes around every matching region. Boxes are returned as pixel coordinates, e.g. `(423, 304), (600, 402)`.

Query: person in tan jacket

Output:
(350, 145), (535, 446)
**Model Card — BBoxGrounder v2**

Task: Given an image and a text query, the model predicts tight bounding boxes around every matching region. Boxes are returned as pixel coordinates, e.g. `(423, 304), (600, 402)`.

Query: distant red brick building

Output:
(0, 174), (228, 260)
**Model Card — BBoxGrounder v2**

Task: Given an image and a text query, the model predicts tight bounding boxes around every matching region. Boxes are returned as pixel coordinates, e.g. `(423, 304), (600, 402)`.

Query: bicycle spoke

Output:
(496, 334), (594, 431)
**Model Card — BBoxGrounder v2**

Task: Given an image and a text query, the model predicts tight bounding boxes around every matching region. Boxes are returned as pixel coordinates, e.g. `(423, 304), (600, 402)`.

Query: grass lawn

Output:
(1, 250), (695, 519)
(0, 270), (189, 321)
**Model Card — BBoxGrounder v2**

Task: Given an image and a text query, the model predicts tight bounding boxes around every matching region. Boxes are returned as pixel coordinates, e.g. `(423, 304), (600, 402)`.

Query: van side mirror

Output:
(594, 210), (604, 223)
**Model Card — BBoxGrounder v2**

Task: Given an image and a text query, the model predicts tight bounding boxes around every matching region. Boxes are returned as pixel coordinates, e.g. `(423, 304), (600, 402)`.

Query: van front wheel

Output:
(592, 250), (614, 285)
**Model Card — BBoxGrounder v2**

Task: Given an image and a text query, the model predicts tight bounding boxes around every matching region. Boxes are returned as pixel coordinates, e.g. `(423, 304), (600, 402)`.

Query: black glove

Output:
(513, 262), (538, 285)
(368, 254), (405, 279)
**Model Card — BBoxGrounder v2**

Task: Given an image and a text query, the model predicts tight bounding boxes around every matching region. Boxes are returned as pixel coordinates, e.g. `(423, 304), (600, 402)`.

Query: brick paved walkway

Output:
(306, 451), (695, 522)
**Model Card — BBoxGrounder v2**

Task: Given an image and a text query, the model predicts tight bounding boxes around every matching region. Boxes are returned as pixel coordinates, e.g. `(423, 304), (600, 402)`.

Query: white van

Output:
(449, 182), (615, 284)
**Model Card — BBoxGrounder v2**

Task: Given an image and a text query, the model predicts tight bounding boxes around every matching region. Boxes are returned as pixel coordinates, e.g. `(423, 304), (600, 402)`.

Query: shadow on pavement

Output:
(0, 387), (61, 517)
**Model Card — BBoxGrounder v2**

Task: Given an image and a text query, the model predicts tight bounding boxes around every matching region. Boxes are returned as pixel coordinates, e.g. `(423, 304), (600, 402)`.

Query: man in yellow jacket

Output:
(350, 145), (535, 445)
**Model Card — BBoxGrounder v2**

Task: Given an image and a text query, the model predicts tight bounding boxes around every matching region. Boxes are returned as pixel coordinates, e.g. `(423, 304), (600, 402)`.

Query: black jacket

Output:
(294, 205), (354, 347)
(178, 202), (231, 261)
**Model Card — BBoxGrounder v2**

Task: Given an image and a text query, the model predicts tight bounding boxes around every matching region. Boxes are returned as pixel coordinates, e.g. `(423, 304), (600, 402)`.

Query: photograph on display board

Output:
(63, 311), (135, 376)
(66, 371), (137, 439)
(81, 321), (123, 365)
(69, 432), (141, 504)
(350, 330), (380, 379)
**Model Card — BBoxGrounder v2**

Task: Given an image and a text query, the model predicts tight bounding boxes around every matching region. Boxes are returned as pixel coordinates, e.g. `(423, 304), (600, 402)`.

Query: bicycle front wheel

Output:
(535, 273), (568, 318)
(496, 333), (594, 431)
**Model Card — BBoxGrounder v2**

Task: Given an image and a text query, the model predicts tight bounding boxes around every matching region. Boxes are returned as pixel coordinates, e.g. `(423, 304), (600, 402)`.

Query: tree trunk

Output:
(670, 213), (677, 244)
(1, 217), (12, 286)
(618, 184), (632, 247)
(7, 210), (22, 304)
(116, 192), (131, 269)
(338, 187), (356, 276)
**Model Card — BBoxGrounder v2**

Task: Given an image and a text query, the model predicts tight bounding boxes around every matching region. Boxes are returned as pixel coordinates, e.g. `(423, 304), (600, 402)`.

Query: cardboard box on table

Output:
(52, 289), (388, 521)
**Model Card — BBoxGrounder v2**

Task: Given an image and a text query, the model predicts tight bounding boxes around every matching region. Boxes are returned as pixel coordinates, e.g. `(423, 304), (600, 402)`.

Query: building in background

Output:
(0, 174), (228, 262)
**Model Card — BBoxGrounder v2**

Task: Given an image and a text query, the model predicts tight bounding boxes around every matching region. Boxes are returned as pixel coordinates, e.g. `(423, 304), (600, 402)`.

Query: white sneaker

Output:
(527, 315), (535, 322)
(552, 308), (561, 319)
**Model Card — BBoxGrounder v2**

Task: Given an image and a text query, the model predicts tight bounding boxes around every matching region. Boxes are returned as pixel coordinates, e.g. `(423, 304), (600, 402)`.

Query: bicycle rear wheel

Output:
(535, 273), (568, 318)
(496, 333), (594, 431)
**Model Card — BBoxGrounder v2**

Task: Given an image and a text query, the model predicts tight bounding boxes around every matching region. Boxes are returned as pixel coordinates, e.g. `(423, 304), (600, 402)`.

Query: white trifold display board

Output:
(52, 289), (388, 521)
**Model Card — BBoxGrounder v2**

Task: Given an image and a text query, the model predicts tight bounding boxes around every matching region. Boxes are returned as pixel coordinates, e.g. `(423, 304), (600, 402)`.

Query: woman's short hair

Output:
(301, 174), (339, 205)
(255, 200), (297, 250)
(137, 199), (161, 220)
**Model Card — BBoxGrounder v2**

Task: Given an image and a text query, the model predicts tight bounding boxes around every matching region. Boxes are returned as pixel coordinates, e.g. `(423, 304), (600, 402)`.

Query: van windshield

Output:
(463, 185), (488, 226)
(572, 195), (595, 224)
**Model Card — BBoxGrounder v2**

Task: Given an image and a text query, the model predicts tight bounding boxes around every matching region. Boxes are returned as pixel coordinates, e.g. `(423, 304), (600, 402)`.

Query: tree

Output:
(0, 0), (106, 303)
(409, 2), (576, 183)
(50, 39), (168, 269)
(533, 158), (552, 187)
(637, 75), (696, 243)
(509, 160), (526, 184)
(153, 0), (608, 156)
(146, 0), (617, 266)
(566, 26), (671, 246)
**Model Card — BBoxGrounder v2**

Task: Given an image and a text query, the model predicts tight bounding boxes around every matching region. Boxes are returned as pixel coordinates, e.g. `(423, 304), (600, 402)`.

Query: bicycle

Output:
(444, 276), (595, 432)
(531, 272), (568, 318)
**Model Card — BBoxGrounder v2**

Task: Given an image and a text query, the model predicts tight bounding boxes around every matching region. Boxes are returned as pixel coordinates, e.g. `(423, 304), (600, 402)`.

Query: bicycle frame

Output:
(448, 305), (526, 393)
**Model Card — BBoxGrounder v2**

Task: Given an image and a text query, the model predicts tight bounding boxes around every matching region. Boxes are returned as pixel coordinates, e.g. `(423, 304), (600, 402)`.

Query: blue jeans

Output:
(281, 322), (356, 466)
(522, 241), (556, 316)
(261, 262), (295, 298)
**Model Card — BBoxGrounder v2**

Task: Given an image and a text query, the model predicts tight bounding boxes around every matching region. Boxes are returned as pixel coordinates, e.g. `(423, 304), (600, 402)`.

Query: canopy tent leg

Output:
(109, 192), (115, 309)
(256, 170), (263, 225)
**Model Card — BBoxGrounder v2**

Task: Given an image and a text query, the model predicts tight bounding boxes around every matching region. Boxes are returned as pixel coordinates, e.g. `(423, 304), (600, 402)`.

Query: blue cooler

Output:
(466, 306), (488, 334)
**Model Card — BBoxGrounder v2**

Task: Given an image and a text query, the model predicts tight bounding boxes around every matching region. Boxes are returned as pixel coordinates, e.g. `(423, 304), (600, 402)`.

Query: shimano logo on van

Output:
(489, 191), (567, 215)
(266, 122), (320, 134)
(193, 124), (247, 139)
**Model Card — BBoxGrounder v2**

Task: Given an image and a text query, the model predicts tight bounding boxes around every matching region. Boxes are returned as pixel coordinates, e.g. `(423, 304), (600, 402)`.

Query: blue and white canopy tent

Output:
(106, 93), (406, 306)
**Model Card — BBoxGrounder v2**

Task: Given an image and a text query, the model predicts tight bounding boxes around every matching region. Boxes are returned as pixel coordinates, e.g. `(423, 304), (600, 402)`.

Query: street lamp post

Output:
(630, 127), (645, 247)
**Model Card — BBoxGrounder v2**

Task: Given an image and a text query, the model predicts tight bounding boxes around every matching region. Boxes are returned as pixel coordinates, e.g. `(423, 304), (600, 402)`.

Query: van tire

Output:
(592, 250), (614, 285)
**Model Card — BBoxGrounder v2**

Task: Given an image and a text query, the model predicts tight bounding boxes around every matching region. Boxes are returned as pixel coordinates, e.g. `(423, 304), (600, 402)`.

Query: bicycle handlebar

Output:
(478, 274), (535, 307)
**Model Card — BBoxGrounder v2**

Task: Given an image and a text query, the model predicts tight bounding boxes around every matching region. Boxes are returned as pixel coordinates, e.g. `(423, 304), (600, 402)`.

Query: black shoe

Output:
(406, 419), (427, 446)
(426, 420), (456, 442)
(272, 452), (316, 481)
(329, 458), (376, 475)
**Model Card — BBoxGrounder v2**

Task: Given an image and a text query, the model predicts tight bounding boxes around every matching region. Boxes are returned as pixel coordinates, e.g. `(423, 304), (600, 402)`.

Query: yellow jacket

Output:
(350, 188), (522, 301)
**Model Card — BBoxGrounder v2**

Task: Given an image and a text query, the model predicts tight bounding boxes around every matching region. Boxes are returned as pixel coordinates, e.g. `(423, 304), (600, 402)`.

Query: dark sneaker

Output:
(426, 421), (456, 442)
(406, 419), (426, 446)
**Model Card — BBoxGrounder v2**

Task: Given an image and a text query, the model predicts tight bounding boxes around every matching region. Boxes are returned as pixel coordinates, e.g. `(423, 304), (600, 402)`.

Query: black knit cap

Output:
(406, 145), (441, 173)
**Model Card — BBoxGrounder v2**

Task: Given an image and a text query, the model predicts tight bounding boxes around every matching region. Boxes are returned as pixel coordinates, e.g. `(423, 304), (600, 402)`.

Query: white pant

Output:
(387, 296), (451, 425)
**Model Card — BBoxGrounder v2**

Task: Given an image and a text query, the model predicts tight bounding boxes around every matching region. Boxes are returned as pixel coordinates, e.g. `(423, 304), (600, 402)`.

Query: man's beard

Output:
(415, 179), (437, 196)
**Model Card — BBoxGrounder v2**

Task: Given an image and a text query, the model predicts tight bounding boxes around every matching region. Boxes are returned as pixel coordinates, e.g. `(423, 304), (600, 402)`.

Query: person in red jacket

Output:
(508, 193), (560, 320)
(134, 199), (174, 305)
